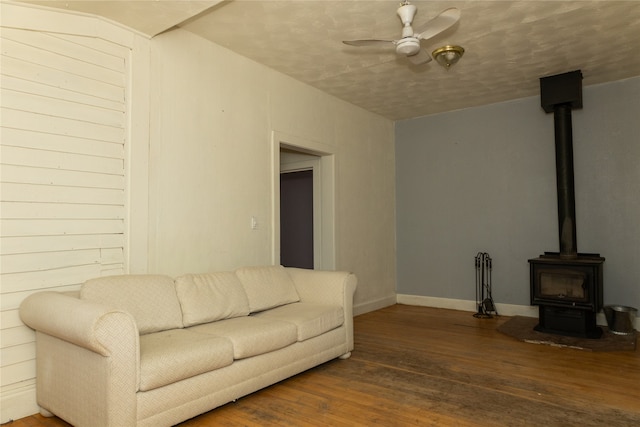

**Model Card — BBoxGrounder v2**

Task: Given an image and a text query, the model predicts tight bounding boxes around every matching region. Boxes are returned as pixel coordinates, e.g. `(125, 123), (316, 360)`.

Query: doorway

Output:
(272, 131), (335, 270)
(280, 169), (314, 269)
(279, 150), (320, 269)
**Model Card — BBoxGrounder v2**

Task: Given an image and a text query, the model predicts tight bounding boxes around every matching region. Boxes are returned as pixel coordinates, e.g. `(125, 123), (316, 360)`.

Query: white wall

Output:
(148, 28), (397, 312)
(395, 77), (640, 315)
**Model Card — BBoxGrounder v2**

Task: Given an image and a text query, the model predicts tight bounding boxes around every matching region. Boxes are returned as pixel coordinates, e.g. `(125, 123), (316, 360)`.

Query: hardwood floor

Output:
(9, 305), (640, 426)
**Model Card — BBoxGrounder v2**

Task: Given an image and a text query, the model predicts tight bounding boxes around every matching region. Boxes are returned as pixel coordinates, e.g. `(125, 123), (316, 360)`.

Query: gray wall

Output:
(395, 76), (640, 310)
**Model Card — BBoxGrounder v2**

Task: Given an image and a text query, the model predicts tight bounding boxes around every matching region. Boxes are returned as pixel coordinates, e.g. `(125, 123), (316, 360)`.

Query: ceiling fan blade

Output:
(343, 39), (395, 47)
(407, 49), (432, 65)
(414, 7), (461, 41)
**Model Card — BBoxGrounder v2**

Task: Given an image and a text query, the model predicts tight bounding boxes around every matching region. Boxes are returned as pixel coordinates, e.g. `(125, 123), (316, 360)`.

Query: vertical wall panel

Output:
(0, 22), (131, 418)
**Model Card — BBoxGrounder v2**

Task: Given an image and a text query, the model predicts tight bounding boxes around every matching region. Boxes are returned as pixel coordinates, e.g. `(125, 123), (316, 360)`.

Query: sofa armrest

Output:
(285, 268), (357, 353)
(285, 268), (357, 307)
(20, 291), (140, 426)
(21, 291), (139, 356)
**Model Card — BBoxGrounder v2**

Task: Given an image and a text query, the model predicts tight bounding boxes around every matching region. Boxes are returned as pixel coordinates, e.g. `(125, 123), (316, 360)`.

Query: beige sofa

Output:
(20, 266), (357, 427)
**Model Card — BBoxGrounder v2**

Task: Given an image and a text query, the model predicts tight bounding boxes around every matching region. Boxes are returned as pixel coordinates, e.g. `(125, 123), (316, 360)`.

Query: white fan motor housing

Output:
(396, 38), (420, 56)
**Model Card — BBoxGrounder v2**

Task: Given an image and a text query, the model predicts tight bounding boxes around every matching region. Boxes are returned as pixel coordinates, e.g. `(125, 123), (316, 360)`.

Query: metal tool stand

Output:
(474, 252), (498, 318)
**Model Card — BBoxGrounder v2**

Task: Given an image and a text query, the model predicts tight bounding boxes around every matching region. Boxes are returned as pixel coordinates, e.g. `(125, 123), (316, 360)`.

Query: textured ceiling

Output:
(17, 1), (640, 121)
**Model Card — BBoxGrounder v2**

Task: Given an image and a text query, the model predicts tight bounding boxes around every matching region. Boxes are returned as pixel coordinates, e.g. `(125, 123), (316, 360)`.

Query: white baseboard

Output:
(367, 294), (541, 318)
(396, 294), (479, 313)
(354, 294), (396, 316)
(395, 294), (640, 329)
(1, 380), (38, 424)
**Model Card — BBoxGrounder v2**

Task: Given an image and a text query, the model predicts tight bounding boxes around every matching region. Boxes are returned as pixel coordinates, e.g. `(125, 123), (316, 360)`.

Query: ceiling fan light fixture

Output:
(432, 45), (465, 69)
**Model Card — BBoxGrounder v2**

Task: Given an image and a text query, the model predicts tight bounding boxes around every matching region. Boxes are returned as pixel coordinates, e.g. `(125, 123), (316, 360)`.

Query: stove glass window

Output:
(539, 271), (586, 299)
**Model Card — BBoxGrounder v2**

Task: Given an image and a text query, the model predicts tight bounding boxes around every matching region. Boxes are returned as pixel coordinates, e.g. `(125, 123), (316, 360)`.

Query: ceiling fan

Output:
(342, 1), (461, 65)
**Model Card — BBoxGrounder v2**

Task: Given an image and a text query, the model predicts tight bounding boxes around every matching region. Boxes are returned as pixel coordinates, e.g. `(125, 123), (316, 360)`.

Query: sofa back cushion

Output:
(81, 275), (183, 334)
(235, 265), (300, 313)
(174, 272), (250, 327)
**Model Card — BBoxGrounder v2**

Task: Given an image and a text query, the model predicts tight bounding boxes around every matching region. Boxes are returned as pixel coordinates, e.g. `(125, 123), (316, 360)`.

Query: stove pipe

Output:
(540, 70), (583, 259)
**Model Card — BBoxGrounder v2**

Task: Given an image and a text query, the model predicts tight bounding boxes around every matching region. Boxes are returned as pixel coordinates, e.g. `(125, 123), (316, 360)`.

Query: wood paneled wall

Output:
(0, 5), (136, 421)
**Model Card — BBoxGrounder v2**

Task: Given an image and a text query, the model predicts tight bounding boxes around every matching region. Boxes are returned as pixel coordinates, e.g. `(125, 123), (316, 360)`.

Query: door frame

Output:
(271, 131), (335, 270)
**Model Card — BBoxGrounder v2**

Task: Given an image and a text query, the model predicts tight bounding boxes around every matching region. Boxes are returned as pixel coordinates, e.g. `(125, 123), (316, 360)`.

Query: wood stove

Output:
(530, 252), (604, 338)
(529, 70), (604, 339)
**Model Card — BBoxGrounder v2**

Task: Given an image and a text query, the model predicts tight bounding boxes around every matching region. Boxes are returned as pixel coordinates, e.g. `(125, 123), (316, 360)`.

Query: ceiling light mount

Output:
(432, 45), (465, 69)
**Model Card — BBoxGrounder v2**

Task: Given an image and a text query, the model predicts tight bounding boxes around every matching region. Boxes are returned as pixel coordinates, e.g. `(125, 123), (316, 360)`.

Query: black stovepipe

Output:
(553, 103), (578, 258)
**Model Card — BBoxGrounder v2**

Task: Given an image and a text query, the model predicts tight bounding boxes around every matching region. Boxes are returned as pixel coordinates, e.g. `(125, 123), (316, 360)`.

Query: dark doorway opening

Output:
(280, 169), (314, 269)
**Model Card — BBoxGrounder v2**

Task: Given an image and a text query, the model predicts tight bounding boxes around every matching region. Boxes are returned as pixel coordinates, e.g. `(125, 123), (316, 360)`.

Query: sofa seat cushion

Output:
(175, 272), (250, 326)
(254, 302), (344, 341)
(235, 265), (300, 312)
(81, 275), (183, 334)
(188, 316), (297, 359)
(139, 329), (233, 392)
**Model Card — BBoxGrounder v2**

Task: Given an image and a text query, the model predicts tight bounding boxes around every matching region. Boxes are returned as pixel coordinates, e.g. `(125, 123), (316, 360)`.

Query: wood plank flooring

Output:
(9, 305), (640, 426)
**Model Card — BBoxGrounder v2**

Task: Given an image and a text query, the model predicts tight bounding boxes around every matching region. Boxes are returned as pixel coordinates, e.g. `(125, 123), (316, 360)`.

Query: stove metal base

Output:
(535, 305), (602, 339)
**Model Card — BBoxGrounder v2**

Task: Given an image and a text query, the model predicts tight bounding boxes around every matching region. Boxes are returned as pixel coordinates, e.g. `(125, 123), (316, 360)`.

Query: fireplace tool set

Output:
(474, 252), (498, 318)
